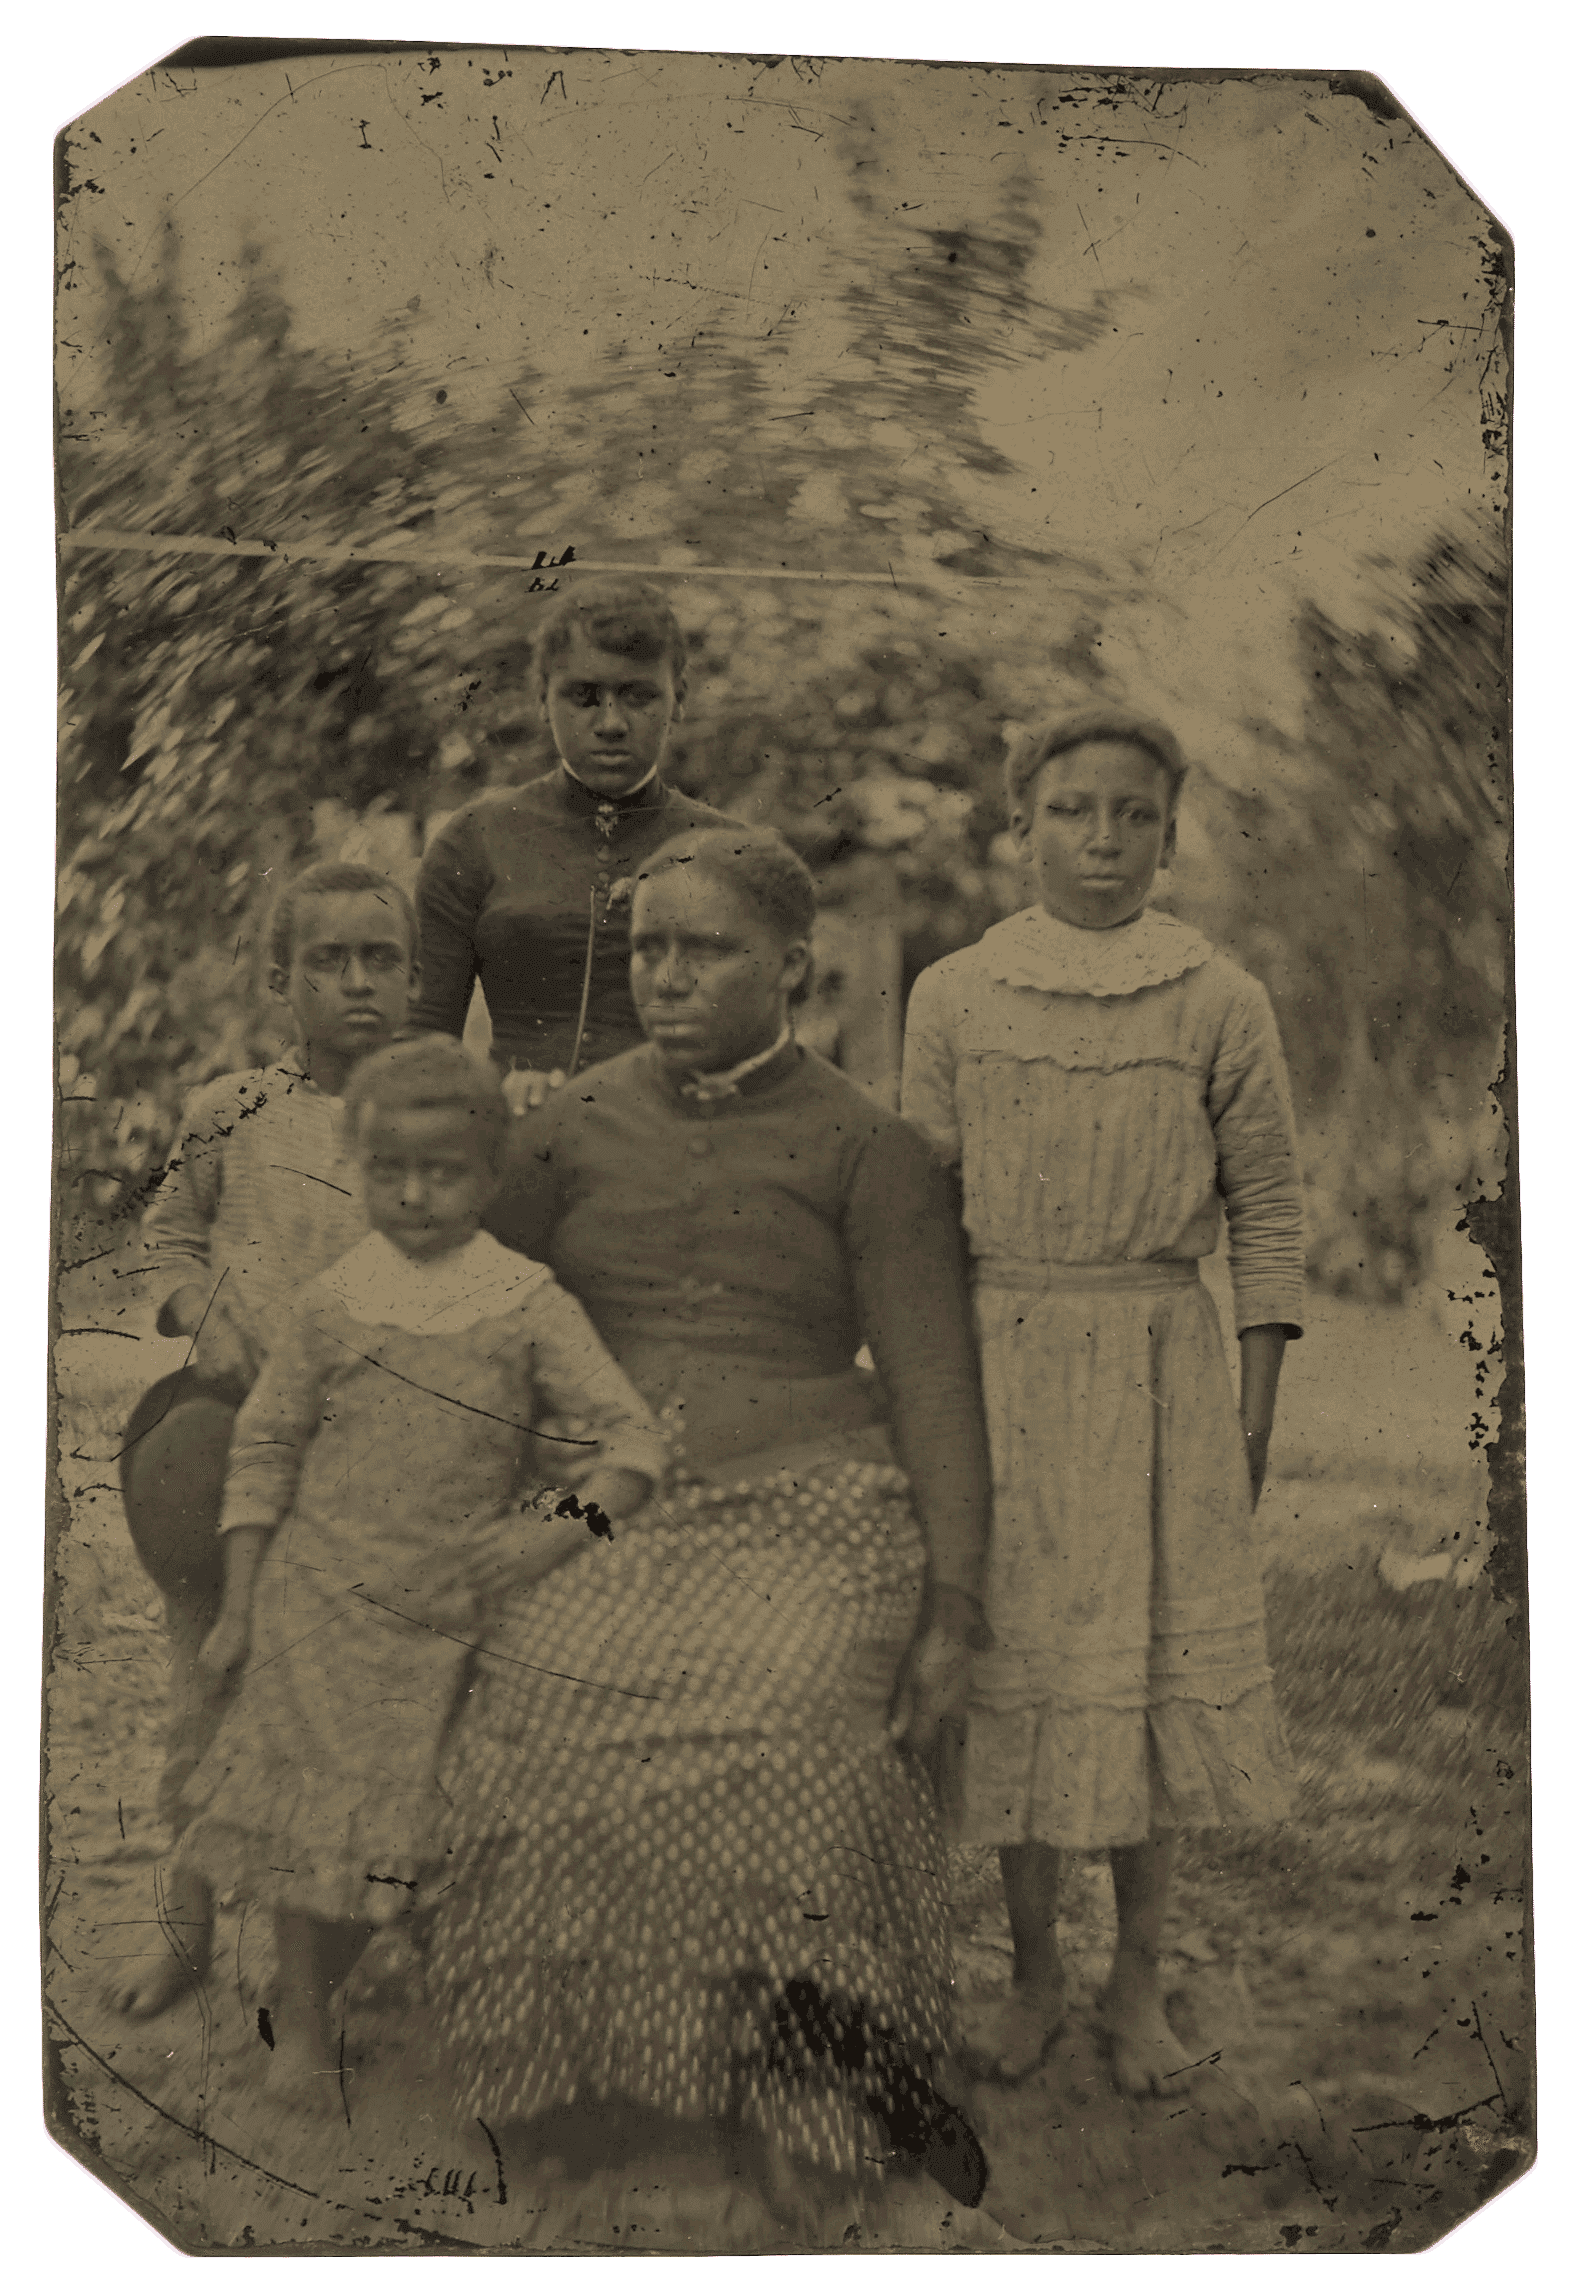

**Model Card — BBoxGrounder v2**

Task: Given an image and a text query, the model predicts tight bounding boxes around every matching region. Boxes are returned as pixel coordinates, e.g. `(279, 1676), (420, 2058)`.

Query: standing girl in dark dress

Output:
(412, 578), (740, 1096)
(427, 828), (1000, 2246)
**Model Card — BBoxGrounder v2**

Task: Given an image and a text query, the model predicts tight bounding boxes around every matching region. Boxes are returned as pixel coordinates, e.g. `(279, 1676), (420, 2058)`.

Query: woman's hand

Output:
(888, 1586), (989, 1759)
(196, 1607), (252, 1691)
(502, 1067), (568, 1119)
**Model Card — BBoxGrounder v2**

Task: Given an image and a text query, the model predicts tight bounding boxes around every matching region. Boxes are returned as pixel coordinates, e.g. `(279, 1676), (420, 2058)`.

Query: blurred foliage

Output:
(57, 203), (1506, 1300)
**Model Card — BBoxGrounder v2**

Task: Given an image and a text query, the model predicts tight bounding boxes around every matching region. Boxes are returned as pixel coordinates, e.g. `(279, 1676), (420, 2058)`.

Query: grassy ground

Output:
(43, 1231), (1530, 2253)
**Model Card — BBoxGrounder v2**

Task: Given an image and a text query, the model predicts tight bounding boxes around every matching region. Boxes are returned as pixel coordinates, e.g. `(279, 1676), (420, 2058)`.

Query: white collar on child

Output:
(317, 1229), (552, 1335)
(981, 904), (1214, 1000)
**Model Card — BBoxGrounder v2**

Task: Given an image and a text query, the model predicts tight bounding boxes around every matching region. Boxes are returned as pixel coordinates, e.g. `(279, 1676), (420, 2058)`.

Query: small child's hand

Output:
(463, 1495), (587, 1604)
(196, 1608), (251, 1690)
(467, 1474), (651, 1605)
(572, 1466), (652, 1532)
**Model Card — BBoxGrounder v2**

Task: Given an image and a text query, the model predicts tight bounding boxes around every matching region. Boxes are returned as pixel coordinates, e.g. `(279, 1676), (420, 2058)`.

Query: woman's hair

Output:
(266, 860), (418, 975)
(635, 826), (817, 1002)
(342, 1034), (509, 1169)
(1005, 708), (1189, 832)
(532, 577), (688, 699)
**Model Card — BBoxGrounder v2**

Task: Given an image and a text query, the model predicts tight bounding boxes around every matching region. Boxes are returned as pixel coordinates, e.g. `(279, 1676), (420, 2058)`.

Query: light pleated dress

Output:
(902, 906), (1304, 1851)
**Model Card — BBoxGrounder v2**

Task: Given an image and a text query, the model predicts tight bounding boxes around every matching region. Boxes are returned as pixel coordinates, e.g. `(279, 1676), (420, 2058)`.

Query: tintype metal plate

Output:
(49, 40), (1523, 2255)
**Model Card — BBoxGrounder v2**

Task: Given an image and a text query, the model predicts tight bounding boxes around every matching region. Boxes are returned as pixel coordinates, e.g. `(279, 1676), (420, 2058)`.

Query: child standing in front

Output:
(110, 860), (420, 2020)
(177, 1036), (666, 2109)
(901, 709), (1303, 2098)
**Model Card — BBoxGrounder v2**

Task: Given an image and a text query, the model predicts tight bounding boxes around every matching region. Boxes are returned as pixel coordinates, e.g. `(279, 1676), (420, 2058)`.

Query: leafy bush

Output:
(57, 235), (1505, 1301)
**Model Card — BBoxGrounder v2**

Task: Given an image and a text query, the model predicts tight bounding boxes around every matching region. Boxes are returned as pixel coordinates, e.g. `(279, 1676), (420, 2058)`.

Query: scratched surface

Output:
(51, 43), (1523, 2254)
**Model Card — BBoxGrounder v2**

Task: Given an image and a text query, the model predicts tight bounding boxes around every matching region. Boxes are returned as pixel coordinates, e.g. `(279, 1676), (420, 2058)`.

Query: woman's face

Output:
(630, 867), (807, 1074)
(541, 630), (684, 797)
(1020, 739), (1177, 930)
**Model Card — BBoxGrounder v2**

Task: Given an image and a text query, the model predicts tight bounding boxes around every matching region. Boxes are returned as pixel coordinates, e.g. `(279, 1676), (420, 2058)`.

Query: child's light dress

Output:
(901, 906), (1304, 1849)
(177, 1230), (665, 1924)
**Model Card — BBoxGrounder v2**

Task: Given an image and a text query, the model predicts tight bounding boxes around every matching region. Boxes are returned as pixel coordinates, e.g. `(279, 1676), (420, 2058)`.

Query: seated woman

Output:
(427, 826), (998, 2247)
(412, 577), (741, 1091)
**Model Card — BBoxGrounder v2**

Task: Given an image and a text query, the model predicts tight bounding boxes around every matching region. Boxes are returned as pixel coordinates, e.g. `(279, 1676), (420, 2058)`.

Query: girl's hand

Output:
(1242, 1428), (1272, 1511)
(196, 1608), (252, 1689)
(502, 1067), (567, 1118)
(1238, 1325), (1289, 1512)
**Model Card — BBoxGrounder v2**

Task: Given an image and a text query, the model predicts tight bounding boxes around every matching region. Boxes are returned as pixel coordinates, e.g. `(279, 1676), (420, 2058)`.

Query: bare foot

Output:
(1099, 1981), (1196, 2097)
(960, 1957), (1068, 2085)
(997, 1978), (1068, 2082)
(102, 1948), (208, 2021)
(103, 1874), (213, 2020)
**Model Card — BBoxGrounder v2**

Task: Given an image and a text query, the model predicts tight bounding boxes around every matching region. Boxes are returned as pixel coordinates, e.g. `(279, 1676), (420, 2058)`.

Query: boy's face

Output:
(1019, 741), (1177, 931)
(272, 891), (417, 1063)
(358, 1104), (499, 1262)
(542, 630), (684, 798)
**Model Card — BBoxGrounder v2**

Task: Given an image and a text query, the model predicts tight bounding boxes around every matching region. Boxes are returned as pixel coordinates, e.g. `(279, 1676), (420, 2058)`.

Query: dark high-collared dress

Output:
(426, 1040), (992, 2212)
(413, 767), (742, 1074)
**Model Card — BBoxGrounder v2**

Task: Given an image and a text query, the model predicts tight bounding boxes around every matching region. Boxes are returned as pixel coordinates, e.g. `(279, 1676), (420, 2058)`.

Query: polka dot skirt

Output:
(429, 1457), (960, 2185)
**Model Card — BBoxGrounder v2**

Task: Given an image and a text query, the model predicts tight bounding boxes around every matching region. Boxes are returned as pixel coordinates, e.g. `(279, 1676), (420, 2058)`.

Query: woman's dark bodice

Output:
(413, 769), (740, 1072)
(486, 1042), (990, 1595)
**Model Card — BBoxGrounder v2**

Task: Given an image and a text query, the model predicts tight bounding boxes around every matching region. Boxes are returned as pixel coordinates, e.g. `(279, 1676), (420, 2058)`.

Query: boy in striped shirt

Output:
(108, 859), (418, 2019)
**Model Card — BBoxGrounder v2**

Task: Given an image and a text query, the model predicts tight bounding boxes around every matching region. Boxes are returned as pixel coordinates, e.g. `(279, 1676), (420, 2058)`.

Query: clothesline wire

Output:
(58, 526), (1041, 591)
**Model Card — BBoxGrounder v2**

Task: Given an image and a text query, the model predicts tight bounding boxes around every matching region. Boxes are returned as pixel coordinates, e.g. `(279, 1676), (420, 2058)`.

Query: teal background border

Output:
(12, 8), (1587, 2275)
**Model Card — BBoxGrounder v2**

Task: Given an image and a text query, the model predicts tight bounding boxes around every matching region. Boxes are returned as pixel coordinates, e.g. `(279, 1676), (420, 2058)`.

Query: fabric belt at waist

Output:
(974, 1256), (1200, 1294)
(677, 1420), (899, 1495)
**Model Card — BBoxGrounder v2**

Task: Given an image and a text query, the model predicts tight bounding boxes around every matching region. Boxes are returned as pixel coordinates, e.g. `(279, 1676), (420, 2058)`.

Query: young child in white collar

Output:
(902, 709), (1304, 2099)
(176, 1034), (665, 2110)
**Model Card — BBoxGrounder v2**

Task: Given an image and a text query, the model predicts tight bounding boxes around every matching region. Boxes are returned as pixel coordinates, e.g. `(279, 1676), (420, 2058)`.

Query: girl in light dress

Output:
(177, 1036), (666, 2107)
(901, 709), (1304, 2096)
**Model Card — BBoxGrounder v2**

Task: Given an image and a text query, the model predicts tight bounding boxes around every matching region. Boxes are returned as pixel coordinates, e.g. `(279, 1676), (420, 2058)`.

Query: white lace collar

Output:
(982, 905), (1214, 999)
(317, 1229), (550, 1335)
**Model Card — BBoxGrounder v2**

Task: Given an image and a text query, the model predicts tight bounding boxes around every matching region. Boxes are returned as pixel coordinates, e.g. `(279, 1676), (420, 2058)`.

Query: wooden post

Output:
(798, 861), (905, 1108)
